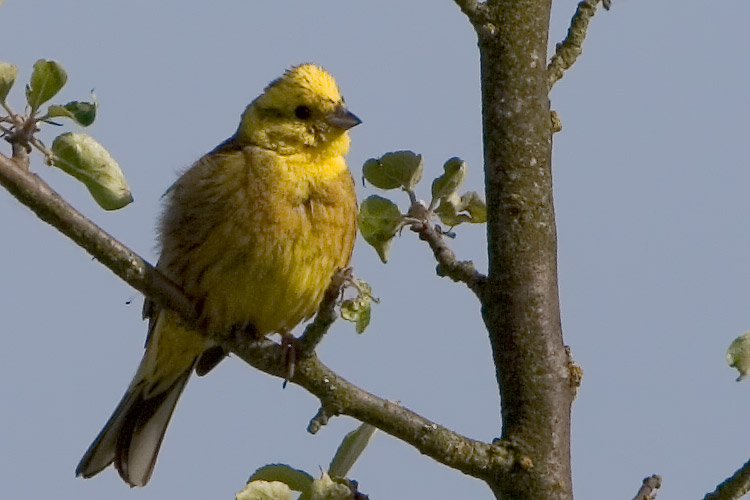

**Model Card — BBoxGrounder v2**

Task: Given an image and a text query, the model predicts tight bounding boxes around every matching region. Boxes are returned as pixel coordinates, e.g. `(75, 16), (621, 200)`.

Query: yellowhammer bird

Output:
(75, 64), (360, 487)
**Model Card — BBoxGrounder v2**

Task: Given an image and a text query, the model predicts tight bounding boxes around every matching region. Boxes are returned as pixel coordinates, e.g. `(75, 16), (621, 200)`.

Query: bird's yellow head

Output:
(237, 64), (360, 157)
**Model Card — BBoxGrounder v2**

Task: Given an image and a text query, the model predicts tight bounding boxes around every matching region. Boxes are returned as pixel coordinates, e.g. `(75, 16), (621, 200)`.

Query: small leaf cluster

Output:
(340, 279), (377, 333)
(359, 151), (486, 262)
(237, 424), (375, 500)
(0, 59), (131, 210)
(727, 332), (750, 381)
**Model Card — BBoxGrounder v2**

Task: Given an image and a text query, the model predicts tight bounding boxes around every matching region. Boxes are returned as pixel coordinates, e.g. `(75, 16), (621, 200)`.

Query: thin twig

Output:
(547, 0), (610, 90)
(296, 267), (351, 357)
(3, 107), (44, 169)
(704, 459), (750, 500)
(411, 220), (487, 299)
(0, 99), (22, 126)
(9, 142), (30, 169)
(631, 474), (661, 500)
(307, 407), (330, 434)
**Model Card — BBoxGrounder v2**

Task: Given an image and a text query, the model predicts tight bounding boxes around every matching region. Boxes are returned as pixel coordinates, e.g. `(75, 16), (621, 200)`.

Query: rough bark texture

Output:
(475, 2), (575, 499)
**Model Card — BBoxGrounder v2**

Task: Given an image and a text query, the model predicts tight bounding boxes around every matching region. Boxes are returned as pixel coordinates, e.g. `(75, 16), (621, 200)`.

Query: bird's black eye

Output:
(294, 105), (312, 120)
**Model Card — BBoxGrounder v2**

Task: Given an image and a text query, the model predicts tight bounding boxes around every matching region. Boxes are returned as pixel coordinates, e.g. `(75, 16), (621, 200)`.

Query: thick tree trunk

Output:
(476, 2), (575, 499)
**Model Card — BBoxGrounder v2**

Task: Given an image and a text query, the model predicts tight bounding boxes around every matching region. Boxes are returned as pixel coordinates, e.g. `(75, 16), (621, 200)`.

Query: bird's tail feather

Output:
(76, 366), (193, 487)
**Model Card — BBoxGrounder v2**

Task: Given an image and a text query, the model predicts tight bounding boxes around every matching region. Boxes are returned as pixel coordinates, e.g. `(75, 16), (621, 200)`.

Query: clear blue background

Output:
(2, 1), (749, 499)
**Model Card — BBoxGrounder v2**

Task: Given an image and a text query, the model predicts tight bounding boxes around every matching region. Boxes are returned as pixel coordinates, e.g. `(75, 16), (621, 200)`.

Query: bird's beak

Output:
(326, 105), (361, 130)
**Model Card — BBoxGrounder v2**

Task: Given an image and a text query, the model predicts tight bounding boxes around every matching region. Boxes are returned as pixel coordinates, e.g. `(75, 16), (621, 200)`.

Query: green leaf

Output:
(26, 59), (67, 111)
(362, 150), (423, 191)
(303, 473), (352, 500)
(362, 158), (398, 189)
(236, 480), (292, 500)
(0, 62), (18, 101)
(340, 299), (370, 332)
(727, 332), (750, 381)
(460, 191), (487, 223)
(340, 281), (375, 333)
(47, 98), (97, 126)
(358, 195), (403, 263)
(247, 464), (314, 493)
(434, 194), (468, 226)
(50, 132), (133, 210)
(328, 423), (377, 478)
(431, 157), (467, 202)
(434, 191), (487, 226)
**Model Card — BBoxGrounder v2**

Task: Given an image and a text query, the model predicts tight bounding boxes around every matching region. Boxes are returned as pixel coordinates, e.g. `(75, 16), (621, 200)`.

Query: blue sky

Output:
(2, 1), (750, 499)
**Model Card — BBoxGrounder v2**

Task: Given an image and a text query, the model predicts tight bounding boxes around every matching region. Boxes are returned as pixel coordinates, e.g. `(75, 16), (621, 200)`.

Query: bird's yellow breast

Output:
(159, 143), (357, 338)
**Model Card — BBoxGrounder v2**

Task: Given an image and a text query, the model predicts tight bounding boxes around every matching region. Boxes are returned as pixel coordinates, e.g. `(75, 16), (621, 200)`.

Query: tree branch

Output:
(296, 267), (350, 357)
(547, 0), (610, 90)
(453, 0), (488, 26)
(0, 152), (515, 483)
(704, 459), (750, 500)
(0, 152), (194, 321)
(411, 220), (487, 299)
(631, 474), (661, 500)
(478, 1), (574, 498)
(227, 333), (514, 481)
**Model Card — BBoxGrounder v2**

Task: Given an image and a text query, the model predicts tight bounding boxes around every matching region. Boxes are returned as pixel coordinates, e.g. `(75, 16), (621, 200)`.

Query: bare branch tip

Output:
(551, 110), (563, 134)
(632, 474), (662, 500)
(307, 407), (330, 435)
(547, 0), (612, 90)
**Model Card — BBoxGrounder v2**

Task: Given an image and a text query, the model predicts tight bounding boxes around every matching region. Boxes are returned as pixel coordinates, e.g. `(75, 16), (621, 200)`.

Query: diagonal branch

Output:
(0, 152), (194, 321)
(296, 267), (351, 357)
(227, 332), (513, 481)
(704, 458), (750, 500)
(411, 220), (487, 299)
(453, 0), (489, 26)
(0, 152), (514, 483)
(547, 0), (610, 90)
